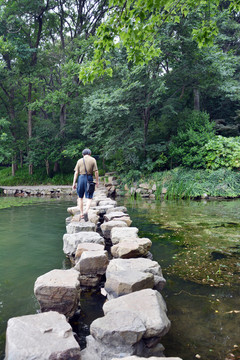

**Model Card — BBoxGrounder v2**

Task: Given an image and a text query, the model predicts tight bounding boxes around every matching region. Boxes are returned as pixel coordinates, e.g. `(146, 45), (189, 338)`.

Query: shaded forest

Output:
(0, 0), (240, 181)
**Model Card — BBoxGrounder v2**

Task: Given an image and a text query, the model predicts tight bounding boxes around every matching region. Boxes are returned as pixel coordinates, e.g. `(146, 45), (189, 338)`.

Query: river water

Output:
(0, 196), (239, 360)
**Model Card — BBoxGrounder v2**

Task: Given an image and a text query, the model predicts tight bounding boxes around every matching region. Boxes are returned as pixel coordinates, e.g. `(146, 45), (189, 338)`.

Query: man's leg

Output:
(79, 197), (84, 219)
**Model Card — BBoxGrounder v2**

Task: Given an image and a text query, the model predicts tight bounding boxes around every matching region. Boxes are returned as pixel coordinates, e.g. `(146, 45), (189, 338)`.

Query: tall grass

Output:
(119, 167), (240, 199)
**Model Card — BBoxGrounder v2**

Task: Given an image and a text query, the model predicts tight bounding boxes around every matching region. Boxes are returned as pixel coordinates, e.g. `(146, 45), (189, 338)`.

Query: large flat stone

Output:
(103, 289), (171, 339)
(91, 310), (146, 345)
(111, 238), (152, 258)
(100, 220), (127, 239)
(104, 211), (129, 222)
(105, 270), (154, 299)
(66, 221), (96, 234)
(111, 227), (139, 244)
(112, 357), (182, 360)
(75, 243), (104, 260)
(68, 210), (99, 225)
(81, 334), (142, 360)
(63, 232), (104, 256)
(107, 258), (166, 290)
(111, 216), (132, 226)
(91, 204), (115, 215)
(106, 206), (127, 214)
(98, 199), (117, 206)
(74, 250), (109, 275)
(5, 311), (81, 360)
(34, 269), (80, 318)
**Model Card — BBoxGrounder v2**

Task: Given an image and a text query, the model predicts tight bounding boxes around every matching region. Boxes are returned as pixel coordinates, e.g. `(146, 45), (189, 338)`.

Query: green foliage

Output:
(0, 118), (13, 163)
(169, 110), (215, 168)
(204, 135), (240, 170)
(0, 166), (72, 186)
(79, 0), (240, 82)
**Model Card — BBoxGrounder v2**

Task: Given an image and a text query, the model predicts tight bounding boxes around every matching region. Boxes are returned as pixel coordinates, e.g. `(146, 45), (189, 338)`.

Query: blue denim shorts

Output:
(77, 175), (94, 199)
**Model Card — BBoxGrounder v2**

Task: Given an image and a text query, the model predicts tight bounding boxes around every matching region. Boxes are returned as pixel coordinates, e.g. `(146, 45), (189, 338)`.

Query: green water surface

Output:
(0, 196), (239, 360)
(123, 198), (240, 360)
(0, 197), (74, 359)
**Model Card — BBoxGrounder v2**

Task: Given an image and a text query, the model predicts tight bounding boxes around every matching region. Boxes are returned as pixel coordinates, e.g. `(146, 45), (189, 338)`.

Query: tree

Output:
(79, 0), (240, 82)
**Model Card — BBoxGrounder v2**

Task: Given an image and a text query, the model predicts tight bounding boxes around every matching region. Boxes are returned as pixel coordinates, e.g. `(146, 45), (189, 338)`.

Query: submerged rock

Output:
(34, 269), (80, 318)
(5, 311), (81, 360)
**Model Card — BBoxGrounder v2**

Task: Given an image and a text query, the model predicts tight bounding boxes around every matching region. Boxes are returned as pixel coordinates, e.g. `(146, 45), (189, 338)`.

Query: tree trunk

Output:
(45, 159), (50, 176)
(20, 150), (23, 168)
(28, 83), (33, 174)
(143, 107), (150, 158)
(193, 88), (200, 111)
(11, 155), (17, 177)
(60, 103), (66, 132)
(53, 161), (59, 173)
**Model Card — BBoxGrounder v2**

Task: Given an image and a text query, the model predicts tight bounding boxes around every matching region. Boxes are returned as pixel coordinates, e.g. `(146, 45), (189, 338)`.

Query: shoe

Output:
(83, 213), (89, 222)
(79, 214), (84, 222)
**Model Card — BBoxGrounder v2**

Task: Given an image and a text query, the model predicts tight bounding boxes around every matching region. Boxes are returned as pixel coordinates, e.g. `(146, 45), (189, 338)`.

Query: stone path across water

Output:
(4, 184), (183, 360)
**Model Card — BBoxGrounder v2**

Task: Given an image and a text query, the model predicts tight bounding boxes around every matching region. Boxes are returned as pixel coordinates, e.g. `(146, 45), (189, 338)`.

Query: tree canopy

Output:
(0, 0), (240, 178)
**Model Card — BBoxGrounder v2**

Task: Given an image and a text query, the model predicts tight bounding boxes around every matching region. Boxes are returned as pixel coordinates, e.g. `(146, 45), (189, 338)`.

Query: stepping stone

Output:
(92, 204), (115, 215)
(75, 243), (104, 260)
(111, 227), (139, 244)
(63, 232), (104, 256)
(68, 210), (99, 225)
(5, 311), (81, 360)
(98, 199), (117, 206)
(91, 310), (146, 345)
(111, 238), (152, 258)
(66, 221), (96, 234)
(104, 212), (132, 226)
(106, 206), (127, 214)
(111, 216), (132, 226)
(100, 220), (128, 239)
(74, 250), (109, 275)
(104, 211), (129, 221)
(103, 289), (171, 339)
(105, 269), (154, 299)
(81, 311), (146, 360)
(34, 269), (80, 318)
(112, 357), (183, 360)
(107, 258), (166, 291)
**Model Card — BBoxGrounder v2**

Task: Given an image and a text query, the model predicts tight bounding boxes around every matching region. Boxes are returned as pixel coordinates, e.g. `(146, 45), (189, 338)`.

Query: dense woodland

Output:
(0, 0), (240, 183)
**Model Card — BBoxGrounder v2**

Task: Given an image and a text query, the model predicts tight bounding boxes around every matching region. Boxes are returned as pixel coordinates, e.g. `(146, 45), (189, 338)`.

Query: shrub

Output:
(204, 135), (240, 170)
(169, 110), (215, 169)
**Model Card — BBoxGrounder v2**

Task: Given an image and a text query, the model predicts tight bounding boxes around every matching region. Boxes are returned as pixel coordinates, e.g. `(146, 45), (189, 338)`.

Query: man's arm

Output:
(72, 171), (78, 190)
(95, 170), (99, 187)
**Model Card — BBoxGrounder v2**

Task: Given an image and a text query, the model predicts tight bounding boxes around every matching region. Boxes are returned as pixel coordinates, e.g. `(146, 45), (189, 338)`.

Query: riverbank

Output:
(115, 168), (240, 200)
(0, 185), (72, 197)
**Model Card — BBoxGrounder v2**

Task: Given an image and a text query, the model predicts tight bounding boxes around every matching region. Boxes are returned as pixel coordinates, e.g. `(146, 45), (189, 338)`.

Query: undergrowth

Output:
(120, 168), (240, 199)
(0, 166), (72, 185)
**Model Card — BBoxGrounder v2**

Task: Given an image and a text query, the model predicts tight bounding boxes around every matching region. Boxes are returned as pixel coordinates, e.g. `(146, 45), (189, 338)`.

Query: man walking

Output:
(72, 148), (99, 221)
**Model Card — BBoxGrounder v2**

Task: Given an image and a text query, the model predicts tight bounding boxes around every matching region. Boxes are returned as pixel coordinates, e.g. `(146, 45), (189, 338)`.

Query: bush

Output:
(204, 135), (240, 170)
(169, 110), (215, 169)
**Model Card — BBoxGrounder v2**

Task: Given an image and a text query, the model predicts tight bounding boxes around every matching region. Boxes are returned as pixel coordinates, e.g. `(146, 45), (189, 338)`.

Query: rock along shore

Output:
(4, 182), (183, 360)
